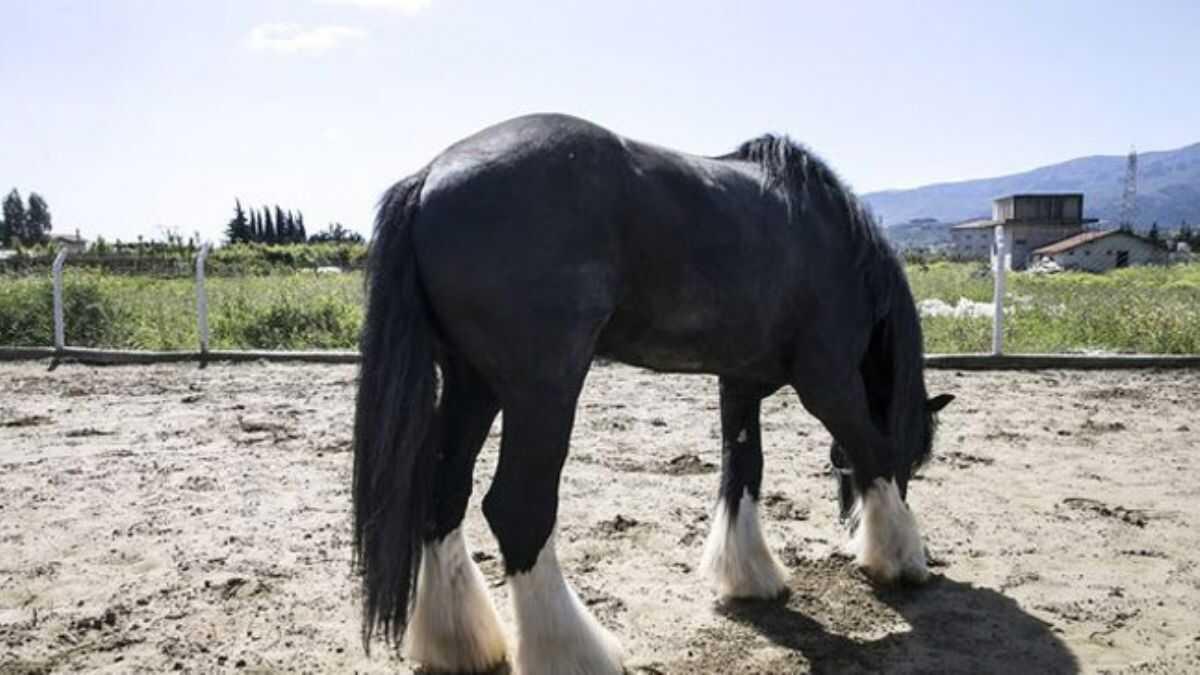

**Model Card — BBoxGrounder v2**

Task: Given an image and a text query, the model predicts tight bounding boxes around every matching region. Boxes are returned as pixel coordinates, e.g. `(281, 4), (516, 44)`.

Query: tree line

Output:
(1, 188), (52, 247)
(225, 200), (362, 245)
(1145, 221), (1200, 250)
(225, 200), (308, 244)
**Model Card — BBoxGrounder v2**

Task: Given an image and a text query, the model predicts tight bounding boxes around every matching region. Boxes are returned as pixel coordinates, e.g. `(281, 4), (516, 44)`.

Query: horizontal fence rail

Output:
(1, 346), (1199, 370)
(0, 346), (359, 365)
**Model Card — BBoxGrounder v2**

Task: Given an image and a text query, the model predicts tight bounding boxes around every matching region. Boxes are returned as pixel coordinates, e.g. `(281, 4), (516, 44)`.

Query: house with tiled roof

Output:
(1031, 229), (1166, 272)
(49, 230), (89, 253)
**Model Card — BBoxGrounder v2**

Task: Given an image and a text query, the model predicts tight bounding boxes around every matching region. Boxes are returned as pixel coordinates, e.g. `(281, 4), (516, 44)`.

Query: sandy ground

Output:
(1, 360), (1199, 674)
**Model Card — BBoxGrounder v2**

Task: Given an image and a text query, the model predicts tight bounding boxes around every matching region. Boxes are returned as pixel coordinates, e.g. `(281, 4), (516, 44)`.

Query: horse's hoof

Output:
(845, 478), (929, 586)
(404, 529), (510, 673)
(701, 490), (789, 600)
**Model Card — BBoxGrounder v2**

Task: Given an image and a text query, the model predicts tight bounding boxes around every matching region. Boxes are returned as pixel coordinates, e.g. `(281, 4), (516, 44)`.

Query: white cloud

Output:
(317, 0), (432, 13)
(246, 24), (367, 54)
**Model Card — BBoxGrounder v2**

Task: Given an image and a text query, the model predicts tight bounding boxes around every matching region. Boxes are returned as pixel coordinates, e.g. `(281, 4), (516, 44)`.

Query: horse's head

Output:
(917, 392), (955, 472)
(830, 392), (954, 522)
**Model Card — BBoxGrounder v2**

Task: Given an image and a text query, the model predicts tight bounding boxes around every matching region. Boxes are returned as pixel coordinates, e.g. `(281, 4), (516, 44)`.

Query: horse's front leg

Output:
(700, 377), (789, 599)
(794, 372), (929, 585)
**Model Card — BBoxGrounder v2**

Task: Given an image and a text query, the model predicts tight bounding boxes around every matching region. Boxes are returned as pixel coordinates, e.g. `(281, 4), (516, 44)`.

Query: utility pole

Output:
(1118, 147), (1138, 231)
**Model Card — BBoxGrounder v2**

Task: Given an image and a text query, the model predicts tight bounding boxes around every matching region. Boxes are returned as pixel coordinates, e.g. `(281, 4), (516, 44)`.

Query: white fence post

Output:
(52, 249), (68, 351)
(196, 243), (212, 355)
(992, 225), (1007, 356)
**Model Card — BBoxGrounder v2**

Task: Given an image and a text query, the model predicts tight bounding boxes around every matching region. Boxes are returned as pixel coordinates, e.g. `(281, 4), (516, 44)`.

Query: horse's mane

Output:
(722, 134), (935, 477)
(720, 134), (890, 263)
(720, 133), (905, 328)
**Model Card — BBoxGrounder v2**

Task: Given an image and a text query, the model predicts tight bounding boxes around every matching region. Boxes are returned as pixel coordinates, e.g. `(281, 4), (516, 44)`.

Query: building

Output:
(49, 230), (89, 253)
(950, 194), (1099, 270)
(1031, 229), (1166, 272)
(949, 219), (994, 259)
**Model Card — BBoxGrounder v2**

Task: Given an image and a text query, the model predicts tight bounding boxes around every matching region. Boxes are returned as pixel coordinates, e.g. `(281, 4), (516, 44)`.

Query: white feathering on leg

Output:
(509, 531), (624, 675)
(403, 528), (508, 673)
(845, 477), (929, 584)
(700, 489), (788, 599)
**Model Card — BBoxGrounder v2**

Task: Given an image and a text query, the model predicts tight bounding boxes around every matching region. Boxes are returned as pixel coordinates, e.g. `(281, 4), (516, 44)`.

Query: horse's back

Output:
(419, 113), (630, 209)
(405, 114), (871, 383)
(411, 115), (632, 375)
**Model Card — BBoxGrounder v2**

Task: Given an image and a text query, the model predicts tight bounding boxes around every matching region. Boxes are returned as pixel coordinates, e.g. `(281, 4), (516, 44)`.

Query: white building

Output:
(49, 230), (89, 253)
(1031, 230), (1166, 272)
(949, 219), (994, 259)
(950, 194), (1100, 270)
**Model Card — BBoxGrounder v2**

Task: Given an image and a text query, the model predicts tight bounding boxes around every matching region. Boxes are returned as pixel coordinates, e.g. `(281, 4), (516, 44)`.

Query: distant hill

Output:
(863, 142), (1200, 231)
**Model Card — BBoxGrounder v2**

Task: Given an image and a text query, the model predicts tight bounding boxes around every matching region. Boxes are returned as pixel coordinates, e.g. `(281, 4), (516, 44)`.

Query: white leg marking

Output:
(404, 528), (508, 673)
(700, 489), (788, 599)
(845, 478), (929, 584)
(509, 531), (624, 675)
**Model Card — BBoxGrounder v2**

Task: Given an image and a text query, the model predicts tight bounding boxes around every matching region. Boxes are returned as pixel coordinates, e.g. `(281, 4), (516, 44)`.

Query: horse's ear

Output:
(927, 394), (955, 413)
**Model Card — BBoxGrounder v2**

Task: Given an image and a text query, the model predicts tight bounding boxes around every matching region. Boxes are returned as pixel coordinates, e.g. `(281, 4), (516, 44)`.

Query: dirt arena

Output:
(2, 361), (1198, 674)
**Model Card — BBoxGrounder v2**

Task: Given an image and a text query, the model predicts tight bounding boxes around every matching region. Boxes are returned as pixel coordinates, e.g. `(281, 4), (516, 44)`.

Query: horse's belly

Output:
(595, 306), (785, 378)
(595, 332), (711, 373)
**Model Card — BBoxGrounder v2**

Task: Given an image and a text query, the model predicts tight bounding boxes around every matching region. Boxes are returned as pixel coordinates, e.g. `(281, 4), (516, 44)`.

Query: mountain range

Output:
(862, 142), (1200, 231)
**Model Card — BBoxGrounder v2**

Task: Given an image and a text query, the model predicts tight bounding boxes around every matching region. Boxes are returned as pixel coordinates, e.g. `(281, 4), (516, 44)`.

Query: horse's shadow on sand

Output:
(714, 567), (1079, 674)
(413, 565), (1079, 675)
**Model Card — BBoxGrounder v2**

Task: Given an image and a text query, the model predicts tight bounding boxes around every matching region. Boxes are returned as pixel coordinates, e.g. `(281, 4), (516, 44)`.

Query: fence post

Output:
(196, 243), (212, 357)
(52, 249), (68, 351)
(992, 225), (1007, 356)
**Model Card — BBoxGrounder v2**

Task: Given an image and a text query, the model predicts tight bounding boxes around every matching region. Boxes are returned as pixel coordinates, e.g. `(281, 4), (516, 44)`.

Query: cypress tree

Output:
(275, 205), (287, 244)
(226, 199), (249, 243)
(26, 193), (52, 244)
(263, 207), (275, 243)
(3, 189), (26, 247)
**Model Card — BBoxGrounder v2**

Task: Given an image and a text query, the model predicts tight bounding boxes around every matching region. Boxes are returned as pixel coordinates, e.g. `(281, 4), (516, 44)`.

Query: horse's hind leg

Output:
(830, 441), (858, 524)
(403, 359), (507, 673)
(793, 372), (928, 585)
(700, 377), (788, 599)
(483, 375), (624, 675)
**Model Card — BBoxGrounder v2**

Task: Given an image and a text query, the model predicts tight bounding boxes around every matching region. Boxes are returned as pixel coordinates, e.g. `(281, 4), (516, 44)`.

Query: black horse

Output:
(352, 113), (953, 674)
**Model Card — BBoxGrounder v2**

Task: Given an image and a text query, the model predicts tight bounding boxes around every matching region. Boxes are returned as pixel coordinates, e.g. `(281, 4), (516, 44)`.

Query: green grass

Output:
(907, 261), (1200, 353)
(2, 263), (1198, 353)
(0, 270), (363, 350)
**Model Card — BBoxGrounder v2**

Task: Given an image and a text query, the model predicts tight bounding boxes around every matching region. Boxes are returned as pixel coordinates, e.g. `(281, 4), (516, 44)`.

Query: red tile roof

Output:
(1032, 229), (1124, 255)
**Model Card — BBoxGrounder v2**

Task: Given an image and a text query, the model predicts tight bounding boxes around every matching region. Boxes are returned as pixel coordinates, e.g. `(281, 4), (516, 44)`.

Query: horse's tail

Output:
(352, 166), (435, 652)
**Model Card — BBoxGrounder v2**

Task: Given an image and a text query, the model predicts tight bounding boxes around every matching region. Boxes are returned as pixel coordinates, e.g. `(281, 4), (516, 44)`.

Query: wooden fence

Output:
(3, 241), (1199, 370)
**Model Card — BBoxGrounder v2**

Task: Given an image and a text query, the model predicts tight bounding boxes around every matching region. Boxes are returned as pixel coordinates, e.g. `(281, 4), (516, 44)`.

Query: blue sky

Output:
(1, 0), (1198, 242)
